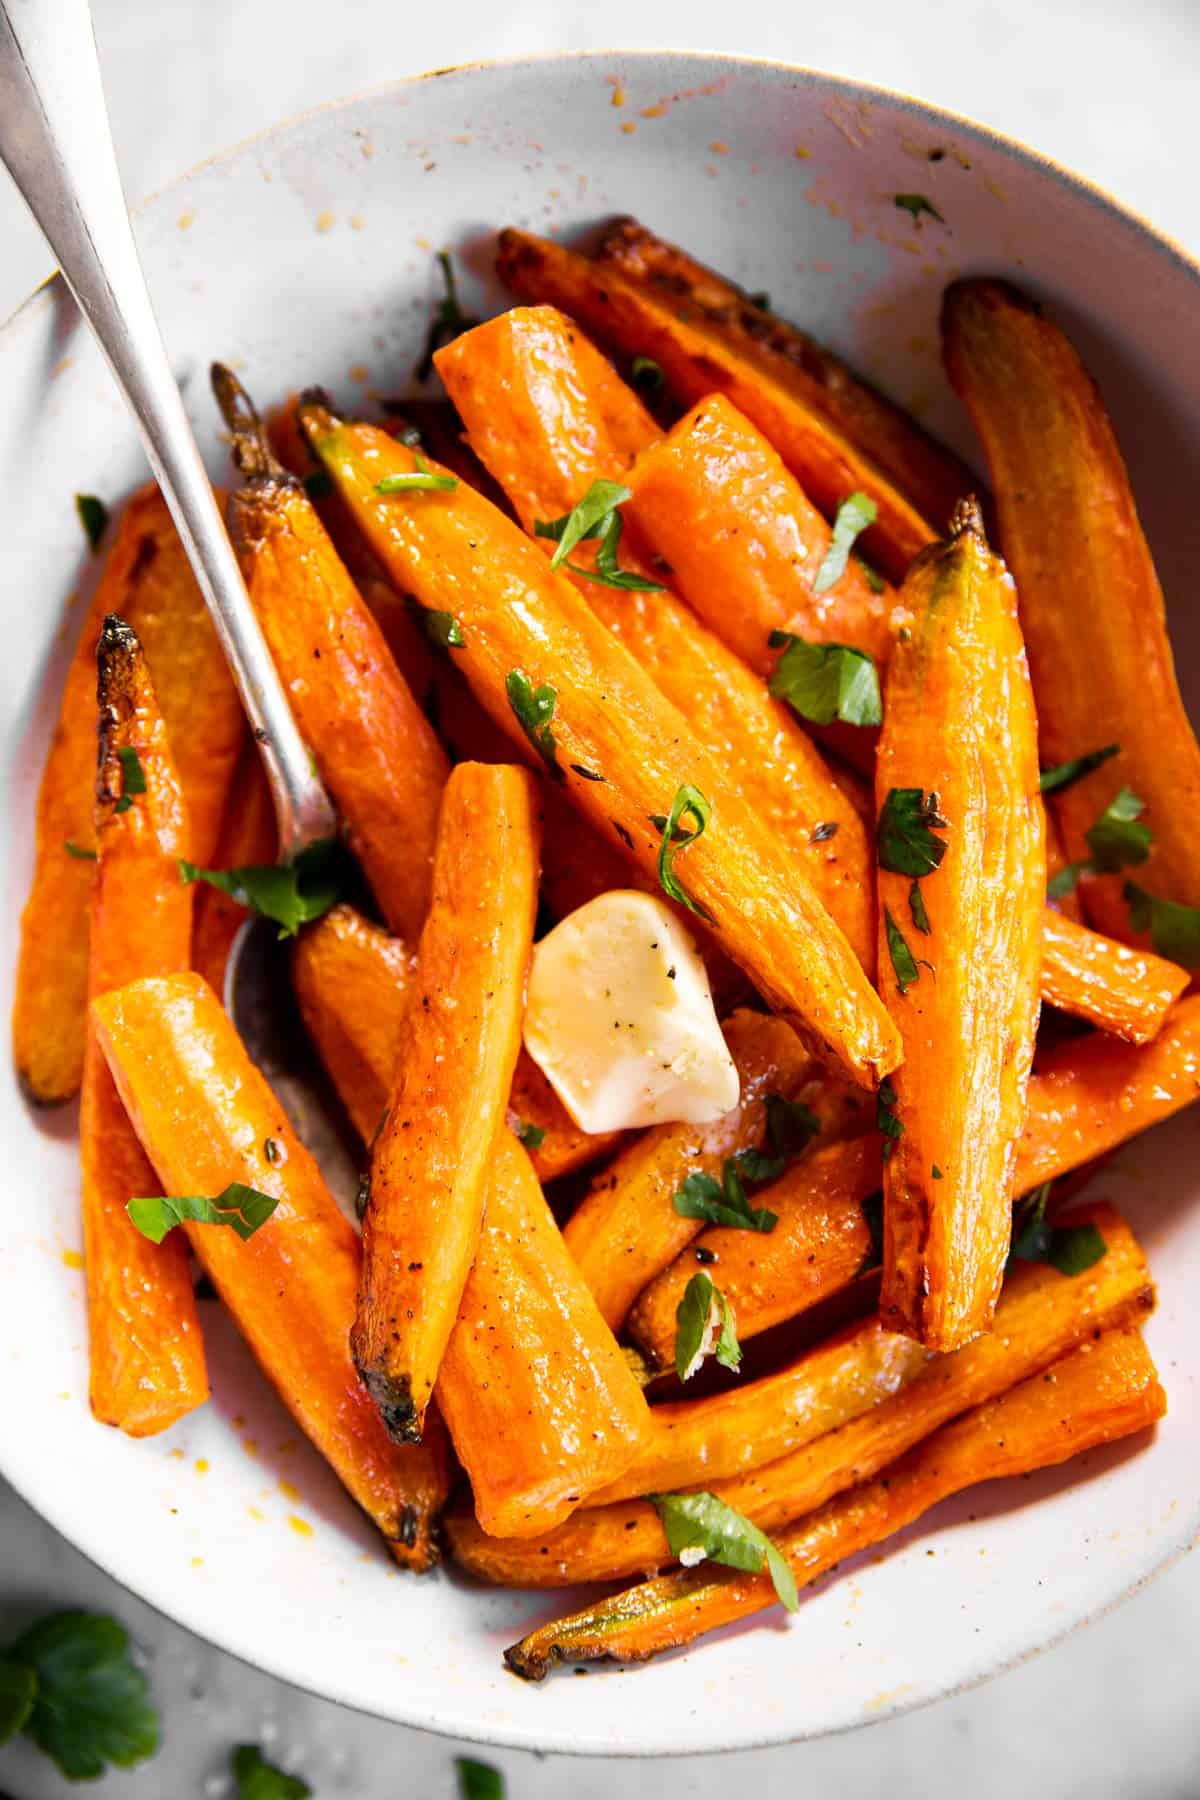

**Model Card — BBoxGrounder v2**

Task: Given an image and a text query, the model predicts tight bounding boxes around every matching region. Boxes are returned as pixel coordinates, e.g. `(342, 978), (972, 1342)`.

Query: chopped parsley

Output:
(1048, 787), (1151, 898)
(65, 839), (97, 860)
(674, 1272), (741, 1381)
(877, 1077), (903, 1160)
(510, 1117), (546, 1151)
(415, 250), (478, 381)
(424, 610), (465, 649)
(767, 633), (882, 727)
(75, 493), (109, 551)
(505, 670), (560, 774)
(127, 1183), (279, 1245)
(908, 880), (931, 933)
(878, 788), (949, 878)
(375, 451), (458, 494)
(765, 1091), (821, 1161)
(0, 1610), (158, 1780)
(112, 745), (146, 814)
(813, 492), (878, 595)
(1008, 1183), (1106, 1277)
(457, 1758), (505, 1800)
(179, 839), (342, 938)
(1124, 882), (1200, 968)
(883, 905), (921, 995)
(534, 479), (664, 592)
(673, 1154), (778, 1234)
(1039, 743), (1120, 797)
(859, 1190), (884, 1272)
(893, 193), (944, 223)
(652, 1492), (798, 1612)
(651, 784), (713, 921)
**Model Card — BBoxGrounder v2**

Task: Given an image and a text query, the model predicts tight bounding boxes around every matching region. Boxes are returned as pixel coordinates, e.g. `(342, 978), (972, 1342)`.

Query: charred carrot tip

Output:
(358, 1364), (422, 1445)
(297, 388), (343, 445)
(949, 493), (987, 542)
(210, 363), (289, 484)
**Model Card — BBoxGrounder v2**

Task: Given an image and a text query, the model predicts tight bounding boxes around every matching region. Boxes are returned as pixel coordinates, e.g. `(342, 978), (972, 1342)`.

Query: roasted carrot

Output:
(1040, 910), (1188, 1044)
(594, 216), (979, 531)
(301, 401), (901, 1089)
(449, 1203), (1151, 1588)
(943, 279), (1200, 944)
(437, 1131), (650, 1537)
(91, 970), (448, 1564)
(82, 618), (208, 1436)
(495, 228), (935, 581)
(626, 1134), (878, 1369)
(436, 309), (874, 966)
(14, 486), (242, 1103)
(353, 763), (540, 1442)
(876, 502), (1044, 1349)
(290, 901), (617, 1181)
(190, 743), (277, 997)
(565, 1010), (827, 1329)
(215, 367), (448, 942)
(503, 1322), (1163, 1671)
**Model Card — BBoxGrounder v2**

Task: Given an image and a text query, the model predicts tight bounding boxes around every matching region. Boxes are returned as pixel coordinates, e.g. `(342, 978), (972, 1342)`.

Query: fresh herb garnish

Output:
(424, 610), (465, 649)
(894, 193), (944, 223)
(1125, 881), (1200, 967)
(908, 880), (931, 933)
(112, 745), (146, 814)
(883, 905), (921, 995)
(767, 632), (882, 727)
(415, 250), (478, 382)
(673, 1155), (778, 1234)
(233, 1742), (311, 1799)
(1009, 1183), (1106, 1276)
(877, 1077), (903, 1160)
(630, 355), (665, 393)
(511, 1117), (546, 1151)
(535, 480), (665, 592)
(127, 1183), (279, 1245)
(1039, 743), (1120, 796)
(932, 1164), (943, 1179)
(457, 1758), (505, 1800)
(652, 1492), (798, 1612)
(179, 839), (342, 938)
(65, 839), (97, 860)
(1047, 788), (1151, 898)
(765, 1091), (821, 1161)
(651, 784), (713, 921)
(878, 788), (949, 878)
(505, 670), (560, 774)
(813, 492), (878, 595)
(75, 493), (109, 551)
(860, 1189), (884, 1272)
(0, 1610), (158, 1781)
(860, 560), (886, 594)
(674, 1272), (741, 1381)
(375, 451), (458, 494)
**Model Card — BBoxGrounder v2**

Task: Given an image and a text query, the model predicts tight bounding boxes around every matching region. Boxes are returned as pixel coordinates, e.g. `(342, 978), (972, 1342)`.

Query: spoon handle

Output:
(0, 0), (335, 859)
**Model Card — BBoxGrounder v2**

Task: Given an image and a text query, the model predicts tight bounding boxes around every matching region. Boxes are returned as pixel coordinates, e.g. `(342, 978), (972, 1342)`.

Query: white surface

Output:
(1, 3), (1199, 1796)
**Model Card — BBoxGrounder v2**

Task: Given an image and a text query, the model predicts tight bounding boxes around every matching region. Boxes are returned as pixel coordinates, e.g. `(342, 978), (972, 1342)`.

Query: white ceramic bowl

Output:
(2, 50), (1199, 1758)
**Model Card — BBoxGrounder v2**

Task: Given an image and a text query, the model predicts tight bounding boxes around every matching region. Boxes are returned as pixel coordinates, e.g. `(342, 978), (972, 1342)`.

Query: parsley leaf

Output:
(0, 1659), (37, 1745)
(510, 1117), (546, 1151)
(1008, 1183), (1106, 1276)
(813, 492), (878, 595)
(1039, 743), (1120, 796)
(424, 610), (465, 649)
(883, 905), (921, 995)
(127, 1183), (279, 1245)
(675, 1272), (742, 1381)
(859, 1190), (884, 1272)
(232, 1743), (311, 1800)
(767, 633), (882, 727)
(652, 784), (713, 921)
(75, 493), (109, 551)
(534, 479), (664, 591)
(458, 1759), (505, 1800)
(877, 1077), (903, 1160)
(1047, 788), (1152, 898)
(765, 1091), (821, 1161)
(9, 1611), (158, 1781)
(631, 355), (665, 393)
(113, 745), (146, 814)
(908, 880), (931, 933)
(652, 1492), (798, 1612)
(375, 450), (458, 494)
(505, 670), (560, 774)
(179, 839), (342, 938)
(894, 193), (944, 223)
(416, 250), (478, 381)
(877, 788), (949, 877)
(673, 1156), (778, 1233)
(64, 839), (97, 860)
(1125, 882), (1200, 967)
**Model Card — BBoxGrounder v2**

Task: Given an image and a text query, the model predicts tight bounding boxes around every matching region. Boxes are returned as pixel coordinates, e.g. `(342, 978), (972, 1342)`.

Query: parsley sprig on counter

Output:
(0, 1610), (157, 1781)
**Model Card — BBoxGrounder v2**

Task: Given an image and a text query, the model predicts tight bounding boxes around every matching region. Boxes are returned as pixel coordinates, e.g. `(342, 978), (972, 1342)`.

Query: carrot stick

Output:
(215, 368), (449, 942)
(1040, 910), (1188, 1044)
(353, 763), (540, 1442)
(290, 901), (619, 1181)
(435, 309), (875, 967)
(92, 970), (448, 1563)
(495, 228), (935, 581)
(82, 617), (208, 1436)
(593, 216), (979, 530)
(503, 1322), (1163, 1672)
(14, 486), (242, 1103)
(943, 278), (1200, 943)
(876, 503), (1045, 1349)
(437, 1131), (650, 1537)
(449, 1203), (1151, 1589)
(190, 742), (277, 996)
(300, 400), (900, 1090)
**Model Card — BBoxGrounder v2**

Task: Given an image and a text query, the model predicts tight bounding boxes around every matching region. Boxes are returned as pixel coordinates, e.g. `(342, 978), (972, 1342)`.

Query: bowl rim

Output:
(4, 45), (1200, 1757)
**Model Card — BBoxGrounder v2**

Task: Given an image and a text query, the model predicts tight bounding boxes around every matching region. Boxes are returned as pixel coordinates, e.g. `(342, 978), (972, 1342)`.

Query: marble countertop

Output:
(2, 2), (1199, 1794)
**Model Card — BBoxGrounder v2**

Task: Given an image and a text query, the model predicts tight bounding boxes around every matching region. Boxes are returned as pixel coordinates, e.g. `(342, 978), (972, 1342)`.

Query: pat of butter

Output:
(523, 890), (740, 1134)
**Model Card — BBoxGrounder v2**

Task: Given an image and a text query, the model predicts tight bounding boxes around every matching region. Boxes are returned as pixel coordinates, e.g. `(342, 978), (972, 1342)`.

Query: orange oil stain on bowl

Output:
(177, 210), (195, 231)
(194, 1458), (210, 1475)
(288, 1514), (314, 1538)
(278, 1478), (301, 1502)
(60, 1249), (83, 1270)
(315, 211), (336, 235)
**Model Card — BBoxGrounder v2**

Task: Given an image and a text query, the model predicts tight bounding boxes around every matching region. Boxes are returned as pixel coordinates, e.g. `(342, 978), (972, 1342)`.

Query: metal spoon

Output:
(0, 0), (355, 1183)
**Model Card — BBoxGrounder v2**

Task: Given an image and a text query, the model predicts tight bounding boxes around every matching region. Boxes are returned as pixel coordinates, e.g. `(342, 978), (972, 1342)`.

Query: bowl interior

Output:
(2, 51), (1198, 1756)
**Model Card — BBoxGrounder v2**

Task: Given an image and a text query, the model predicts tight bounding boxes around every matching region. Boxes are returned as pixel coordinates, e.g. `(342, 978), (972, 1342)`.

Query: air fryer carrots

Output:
(300, 401), (901, 1089)
(944, 278), (1200, 944)
(876, 503), (1044, 1350)
(82, 618), (208, 1436)
(353, 763), (540, 1443)
(92, 971), (449, 1564)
